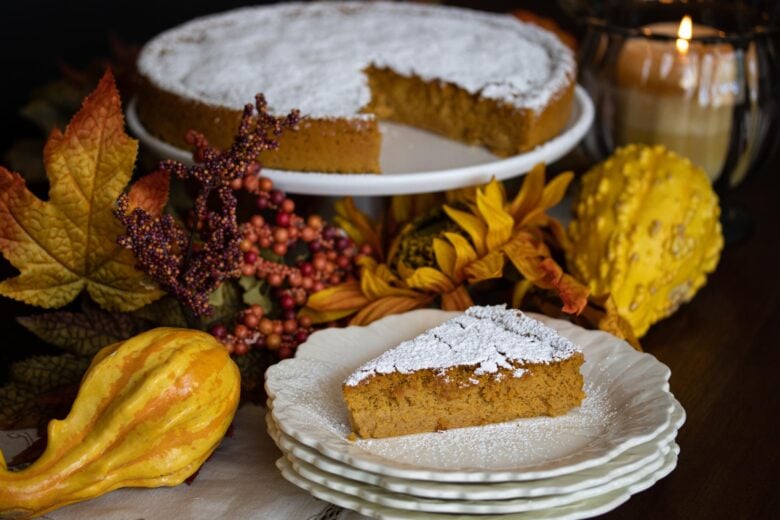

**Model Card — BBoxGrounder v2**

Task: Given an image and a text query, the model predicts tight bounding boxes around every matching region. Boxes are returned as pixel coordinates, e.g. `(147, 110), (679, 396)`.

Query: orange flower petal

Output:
(297, 306), (358, 324)
(476, 185), (514, 252)
(509, 162), (545, 221)
(305, 281), (370, 312)
(334, 197), (383, 260)
(511, 279), (534, 309)
(433, 238), (456, 279)
(536, 258), (589, 315)
(503, 232), (550, 281)
(444, 232), (477, 281)
(405, 267), (455, 294)
(361, 265), (417, 300)
(464, 250), (505, 282)
(441, 285), (473, 311)
(540, 171), (574, 210)
(483, 177), (506, 206)
(443, 205), (487, 256)
(520, 171), (574, 227)
(350, 295), (432, 326)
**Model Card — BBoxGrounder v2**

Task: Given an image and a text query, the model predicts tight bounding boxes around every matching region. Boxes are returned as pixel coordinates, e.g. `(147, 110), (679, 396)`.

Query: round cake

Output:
(136, 2), (576, 173)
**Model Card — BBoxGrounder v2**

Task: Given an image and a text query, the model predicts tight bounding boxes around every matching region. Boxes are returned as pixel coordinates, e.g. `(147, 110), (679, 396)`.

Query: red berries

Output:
(212, 172), (366, 358)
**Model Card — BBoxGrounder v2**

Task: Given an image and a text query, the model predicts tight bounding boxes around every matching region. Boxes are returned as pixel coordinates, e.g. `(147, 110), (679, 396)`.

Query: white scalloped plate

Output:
(276, 445), (680, 520)
(265, 310), (676, 482)
(125, 87), (593, 196)
(265, 399), (684, 500)
(285, 445), (667, 515)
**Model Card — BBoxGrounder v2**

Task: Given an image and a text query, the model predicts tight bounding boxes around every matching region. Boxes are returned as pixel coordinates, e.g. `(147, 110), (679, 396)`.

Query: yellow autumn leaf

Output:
(0, 71), (164, 311)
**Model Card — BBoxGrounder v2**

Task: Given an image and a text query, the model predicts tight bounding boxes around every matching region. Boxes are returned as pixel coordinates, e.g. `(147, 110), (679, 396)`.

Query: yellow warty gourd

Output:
(568, 145), (723, 337)
(0, 328), (241, 519)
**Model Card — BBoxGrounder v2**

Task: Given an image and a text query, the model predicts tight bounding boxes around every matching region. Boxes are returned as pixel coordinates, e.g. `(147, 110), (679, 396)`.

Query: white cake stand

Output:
(126, 86), (592, 197)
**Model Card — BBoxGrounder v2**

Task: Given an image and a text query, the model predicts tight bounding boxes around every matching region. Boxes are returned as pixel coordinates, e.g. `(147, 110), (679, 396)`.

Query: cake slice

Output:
(342, 305), (585, 439)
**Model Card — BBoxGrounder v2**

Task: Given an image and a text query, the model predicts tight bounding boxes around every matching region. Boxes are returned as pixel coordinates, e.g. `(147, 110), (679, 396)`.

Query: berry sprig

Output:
(211, 173), (372, 358)
(116, 95), (299, 317)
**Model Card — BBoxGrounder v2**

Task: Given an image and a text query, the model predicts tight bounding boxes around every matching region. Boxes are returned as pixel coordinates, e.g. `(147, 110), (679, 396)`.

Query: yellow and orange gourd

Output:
(0, 328), (241, 519)
(568, 144), (724, 337)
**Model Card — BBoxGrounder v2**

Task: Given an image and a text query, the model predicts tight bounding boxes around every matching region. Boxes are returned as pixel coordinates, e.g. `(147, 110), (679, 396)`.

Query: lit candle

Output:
(615, 16), (737, 182)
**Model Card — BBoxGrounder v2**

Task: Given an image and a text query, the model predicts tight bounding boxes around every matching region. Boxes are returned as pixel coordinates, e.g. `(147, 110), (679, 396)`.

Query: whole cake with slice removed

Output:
(343, 306), (585, 439)
(136, 2), (575, 173)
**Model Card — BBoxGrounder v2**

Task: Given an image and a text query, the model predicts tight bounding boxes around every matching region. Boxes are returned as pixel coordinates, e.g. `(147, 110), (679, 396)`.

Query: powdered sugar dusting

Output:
(138, 2), (574, 118)
(345, 305), (580, 387)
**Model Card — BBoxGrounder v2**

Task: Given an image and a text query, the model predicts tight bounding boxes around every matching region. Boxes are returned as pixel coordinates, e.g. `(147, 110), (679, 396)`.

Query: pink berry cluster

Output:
(211, 173), (373, 358)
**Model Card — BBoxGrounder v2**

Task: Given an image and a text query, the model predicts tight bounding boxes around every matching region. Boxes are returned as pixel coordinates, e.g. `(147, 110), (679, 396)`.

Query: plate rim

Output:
(283, 445), (669, 514)
(265, 400), (684, 500)
(125, 87), (594, 196)
(265, 309), (678, 482)
(275, 445), (679, 520)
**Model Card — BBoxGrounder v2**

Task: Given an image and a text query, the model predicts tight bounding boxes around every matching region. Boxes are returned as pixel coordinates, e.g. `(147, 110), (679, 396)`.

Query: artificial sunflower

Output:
(303, 163), (589, 326)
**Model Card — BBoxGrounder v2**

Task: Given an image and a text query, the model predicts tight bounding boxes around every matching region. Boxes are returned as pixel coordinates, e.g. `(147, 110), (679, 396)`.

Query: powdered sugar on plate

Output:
(345, 305), (580, 386)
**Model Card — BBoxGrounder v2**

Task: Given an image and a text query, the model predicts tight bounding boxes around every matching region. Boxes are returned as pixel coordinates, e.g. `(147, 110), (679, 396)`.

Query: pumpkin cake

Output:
(136, 2), (576, 173)
(343, 305), (585, 439)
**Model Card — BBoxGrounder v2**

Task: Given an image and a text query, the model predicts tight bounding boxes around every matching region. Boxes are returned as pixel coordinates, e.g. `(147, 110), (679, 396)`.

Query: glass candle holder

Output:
(578, 0), (778, 190)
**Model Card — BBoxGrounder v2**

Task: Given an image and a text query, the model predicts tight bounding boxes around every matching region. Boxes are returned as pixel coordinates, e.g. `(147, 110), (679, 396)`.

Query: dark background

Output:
(0, 0), (573, 153)
(0, 0), (575, 380)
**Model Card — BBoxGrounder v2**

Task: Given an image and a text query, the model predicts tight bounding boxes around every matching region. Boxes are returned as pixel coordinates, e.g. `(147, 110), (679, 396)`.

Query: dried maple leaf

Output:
(0, 71), (165, 311)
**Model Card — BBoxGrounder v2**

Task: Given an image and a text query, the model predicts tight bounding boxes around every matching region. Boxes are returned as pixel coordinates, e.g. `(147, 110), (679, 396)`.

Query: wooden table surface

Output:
(601, 149), (780, 519)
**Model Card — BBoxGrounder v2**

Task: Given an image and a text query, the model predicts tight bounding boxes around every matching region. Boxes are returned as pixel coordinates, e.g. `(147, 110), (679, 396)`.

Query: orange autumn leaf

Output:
(126, 170), (170, 217)
(0, 71), (165, 311)
(503, 233), (589, 315)
(536, 258), (589, 315)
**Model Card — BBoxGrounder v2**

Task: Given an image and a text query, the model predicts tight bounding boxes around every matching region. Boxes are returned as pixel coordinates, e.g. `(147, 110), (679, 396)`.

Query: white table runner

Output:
(1, 405), (367, 520)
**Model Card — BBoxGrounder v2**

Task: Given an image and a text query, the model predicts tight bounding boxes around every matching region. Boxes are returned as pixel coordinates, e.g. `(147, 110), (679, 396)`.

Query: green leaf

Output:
(203, 281), (243, 326)
(233, 349), (273, 400)
(0, 383), (41, 430)
(238, 276), (272, 311)
(10, 354), (91, 393)
(17, 307), (149, 357)
(132, 296), (189, 328)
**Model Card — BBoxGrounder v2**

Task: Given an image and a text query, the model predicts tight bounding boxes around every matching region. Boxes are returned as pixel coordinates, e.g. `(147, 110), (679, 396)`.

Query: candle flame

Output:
(676, 15), (692, 55)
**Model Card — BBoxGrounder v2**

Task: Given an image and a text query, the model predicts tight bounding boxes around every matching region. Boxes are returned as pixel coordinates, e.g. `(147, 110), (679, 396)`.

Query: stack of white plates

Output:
(265, 310), (685, 519)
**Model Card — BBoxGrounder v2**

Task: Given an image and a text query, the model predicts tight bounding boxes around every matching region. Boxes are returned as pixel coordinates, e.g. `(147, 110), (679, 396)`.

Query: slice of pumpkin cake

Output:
(343, 305), (585, 439)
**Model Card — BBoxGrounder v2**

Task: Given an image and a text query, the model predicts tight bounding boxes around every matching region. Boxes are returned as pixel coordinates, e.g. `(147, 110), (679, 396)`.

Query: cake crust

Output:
(136, 2), (575, 173)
